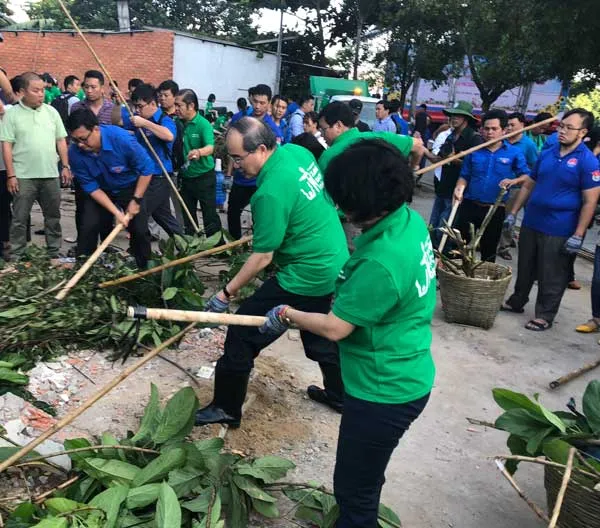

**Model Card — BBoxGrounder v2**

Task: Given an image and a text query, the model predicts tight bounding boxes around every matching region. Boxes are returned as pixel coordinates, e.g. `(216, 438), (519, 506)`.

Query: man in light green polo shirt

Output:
(1, 72), (71, 259)
(174, 88), (221, 236)
(194, 116), (349, 429)
(317, 101), (423, 251)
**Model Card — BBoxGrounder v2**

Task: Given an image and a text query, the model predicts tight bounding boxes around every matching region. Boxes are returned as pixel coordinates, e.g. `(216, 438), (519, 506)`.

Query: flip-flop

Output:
(525, 319), (552, 331)
(576, 319), (600, 333)
(500, 303), (524, 313)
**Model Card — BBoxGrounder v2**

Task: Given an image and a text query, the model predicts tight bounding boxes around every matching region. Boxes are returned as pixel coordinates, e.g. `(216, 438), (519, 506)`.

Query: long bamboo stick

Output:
(55, 218), (128, 300)
(55, 0), (200, 234)
(548, 447), (575, 528)
(414, 115), (556, 177)
(0, 323), (196, 474)
(549, 357), (600, 389)
(437, 201), (460, 255)
(127, 306), (266, 327)
(99, 235), (252, 288)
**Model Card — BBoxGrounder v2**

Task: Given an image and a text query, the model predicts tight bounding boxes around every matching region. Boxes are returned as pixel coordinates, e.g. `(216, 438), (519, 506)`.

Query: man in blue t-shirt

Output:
(225, 84), (283, 239)
(453, 109), (530, 262)
(66, 109), (155, 268)
(121, 84), (182, 238)
(503, 108), (600, 331)
(497, 112), (539, 259)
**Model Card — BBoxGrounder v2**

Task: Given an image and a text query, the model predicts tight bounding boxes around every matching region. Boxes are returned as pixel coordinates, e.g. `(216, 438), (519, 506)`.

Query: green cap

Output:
(443, 100), (476, 119)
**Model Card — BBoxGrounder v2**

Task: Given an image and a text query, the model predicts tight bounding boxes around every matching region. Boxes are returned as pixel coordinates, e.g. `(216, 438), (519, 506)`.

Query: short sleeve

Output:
(69, 145), (99, 194)
(460, 153), (473, 182)
(122, 107), (134, 130)
(0, 110), (15, 142)
(125, 133), (155, 176)
(580, 153), (600, 191)
(251, 192), (291, 253)
(530, 155), (543, 181)
(199, 119), (214, 147)
(374, 132), (413, 157)
(512, 149), (530, 176)
(52, 108), (67, 139)
(333, 260), (398, 326)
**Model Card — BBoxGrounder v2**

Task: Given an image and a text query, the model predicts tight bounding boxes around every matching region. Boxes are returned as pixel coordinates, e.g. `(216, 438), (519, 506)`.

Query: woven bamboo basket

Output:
(545, 465), (600, 528)
(437, 262), (512, 329)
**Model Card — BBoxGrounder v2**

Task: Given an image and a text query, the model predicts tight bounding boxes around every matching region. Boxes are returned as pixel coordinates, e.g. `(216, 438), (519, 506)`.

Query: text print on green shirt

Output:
(416, 237), (436, 297)
(299, 161), (323, 200)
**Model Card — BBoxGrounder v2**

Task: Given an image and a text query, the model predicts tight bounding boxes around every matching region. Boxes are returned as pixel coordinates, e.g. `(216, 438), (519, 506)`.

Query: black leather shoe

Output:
(307, 385), (344, 414)
(194, 404), (240, 428)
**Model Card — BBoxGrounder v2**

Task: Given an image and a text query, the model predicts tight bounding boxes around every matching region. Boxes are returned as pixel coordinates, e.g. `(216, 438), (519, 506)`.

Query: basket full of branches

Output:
(435, 191), (512, 329)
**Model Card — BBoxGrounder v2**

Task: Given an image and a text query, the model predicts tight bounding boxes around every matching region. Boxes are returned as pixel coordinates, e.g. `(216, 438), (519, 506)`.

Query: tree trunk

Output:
(314, 0), (326, 66)
(352, 1), (364, 80)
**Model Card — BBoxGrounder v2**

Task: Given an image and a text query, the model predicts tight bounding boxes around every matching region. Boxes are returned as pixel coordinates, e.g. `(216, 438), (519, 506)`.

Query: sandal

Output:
(500, 302), (524, 314)
(576, 319), (600, 333)
(498, 249), (513, 261)
(525, 319), (552, 331)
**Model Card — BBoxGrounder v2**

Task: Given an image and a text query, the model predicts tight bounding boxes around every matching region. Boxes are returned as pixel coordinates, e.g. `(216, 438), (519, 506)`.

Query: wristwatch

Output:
(132, 196), (143, 205)
(63, 165), (71, 170)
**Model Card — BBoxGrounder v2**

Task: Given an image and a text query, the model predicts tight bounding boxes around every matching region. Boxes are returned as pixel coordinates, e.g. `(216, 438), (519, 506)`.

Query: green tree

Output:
(568, 89), (600, 120)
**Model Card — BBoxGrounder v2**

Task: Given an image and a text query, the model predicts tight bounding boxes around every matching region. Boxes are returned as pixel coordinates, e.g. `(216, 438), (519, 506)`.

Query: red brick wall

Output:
(0, 30), (173, 90)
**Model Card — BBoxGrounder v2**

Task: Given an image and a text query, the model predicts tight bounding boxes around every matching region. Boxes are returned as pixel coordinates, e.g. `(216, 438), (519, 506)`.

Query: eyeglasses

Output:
(319, 124), (332, 134)
(557, 123), (584, 132)
(72, 130), (93, 145)
(133, 102), (148, 111)
(229, 150), (255, 166)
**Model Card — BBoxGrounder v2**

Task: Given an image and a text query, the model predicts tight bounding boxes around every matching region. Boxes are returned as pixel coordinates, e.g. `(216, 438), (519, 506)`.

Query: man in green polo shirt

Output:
(174, 88), (221, 236)
(194, 116), (349, 429)
(317, 101), (423, 251)
(1, 72), (71, 259)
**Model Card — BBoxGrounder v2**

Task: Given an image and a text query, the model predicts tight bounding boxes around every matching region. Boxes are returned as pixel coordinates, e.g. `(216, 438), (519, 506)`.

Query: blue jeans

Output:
(334, 392), (430, 528)
(593, 245), (600, 318)
(429, 195), (453, 248)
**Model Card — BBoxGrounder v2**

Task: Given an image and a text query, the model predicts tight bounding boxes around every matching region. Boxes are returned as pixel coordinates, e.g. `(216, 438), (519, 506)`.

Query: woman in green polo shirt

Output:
(260, 139), (436, 528)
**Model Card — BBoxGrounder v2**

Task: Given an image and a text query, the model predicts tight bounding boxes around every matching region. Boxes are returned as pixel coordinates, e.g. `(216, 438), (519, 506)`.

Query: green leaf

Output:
(156, 482), (181, 528)
(30, 519), (68, 528)
(533, 394), (567, 433)
(492, 388), (542, 414)
(323, 504), (340, 528)
(315, 490), (337, 515)
(131, 447), (185, 487)
(162, 287), (178, 301)
(378, 502), (401, 528)
(251, 498), (279, 518)
(296, 505), (324, 526)
(66, 476), (101, 504)
(526, 426), (556, 455)
(284, 488), (322, 509)
(152, 387), (198, 444)
(196, 490), (221, 528)
(0, 447), (40, 462)
(543, 438), (575, 465)
(101, 432), (120, 457)
(10, 502), (35, 523)
(583, 380), (600, 434)
(84, 458), (140, 485)
(236, 456), (295, 484)
(44, 498), (80, 515)
(192, 438), (224, 457)
(495, 408), (555, 439)
(232, 475), (277, 502)
(505, 434), (528, 474)
(63, 438), (94, 465)
(0, 367), (28, 385)
(131, 383), (162, 444)
(228, 476), (248, 527)
(181, 488), (212, 513)
(125, 483), (161, 509)
(168, 467), (205, 497)
(89, 485), (129, 528)
(0, 305), (37, 318)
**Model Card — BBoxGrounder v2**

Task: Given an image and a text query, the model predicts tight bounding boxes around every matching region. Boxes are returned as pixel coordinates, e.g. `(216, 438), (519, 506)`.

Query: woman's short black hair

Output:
(324, 139), (414, 222)
(292, 132), (325, 160)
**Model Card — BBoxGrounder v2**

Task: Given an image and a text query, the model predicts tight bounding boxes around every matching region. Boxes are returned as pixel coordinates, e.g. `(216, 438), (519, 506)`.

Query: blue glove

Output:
(563, 235), (583, 254)
(259, 304), (292, 336)
(503, 213), (516, 232)
(205, 292), (229, 313)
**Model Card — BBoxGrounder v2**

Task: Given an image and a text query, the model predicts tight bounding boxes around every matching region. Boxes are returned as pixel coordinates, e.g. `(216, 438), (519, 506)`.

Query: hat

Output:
(443, 100), (475, 120)
(348, 98), (363, 115)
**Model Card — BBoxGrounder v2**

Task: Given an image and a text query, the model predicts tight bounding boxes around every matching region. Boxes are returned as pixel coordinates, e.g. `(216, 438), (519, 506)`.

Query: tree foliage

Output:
(568, 89), (600, 120)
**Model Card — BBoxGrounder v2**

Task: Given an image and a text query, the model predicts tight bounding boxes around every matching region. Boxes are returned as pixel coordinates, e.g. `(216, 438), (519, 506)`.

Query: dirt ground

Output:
(4, 186), (600, 527)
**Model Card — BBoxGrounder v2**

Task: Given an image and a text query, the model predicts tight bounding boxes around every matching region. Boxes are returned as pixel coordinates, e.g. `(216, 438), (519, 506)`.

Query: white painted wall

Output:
(173, 34), (277, 111)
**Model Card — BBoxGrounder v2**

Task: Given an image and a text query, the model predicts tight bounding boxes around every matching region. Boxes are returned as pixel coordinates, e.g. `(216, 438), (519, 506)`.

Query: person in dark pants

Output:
(0, 169), (11, 259)
(174, 89), (221, 237)
(66, 109), (154, 268)
(194, 117), (349, 429)
(260, 139), (435, 527)
(453, 109), (529, 262)
(503, 109), (600, 331)
(122, 83), (182, 237)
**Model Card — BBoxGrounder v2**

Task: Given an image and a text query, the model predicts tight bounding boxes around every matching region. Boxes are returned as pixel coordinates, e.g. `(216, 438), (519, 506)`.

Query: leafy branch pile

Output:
(493, 380), (600, 476)
(0, 355), (55, 415)
(2, 384), (401, 528)
(0, 233), (222, 363)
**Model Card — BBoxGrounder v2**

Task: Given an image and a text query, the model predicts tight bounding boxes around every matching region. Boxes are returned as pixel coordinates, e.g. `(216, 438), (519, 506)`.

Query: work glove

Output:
(259, 304), (292, 336)
(503, 213), (516, 232)
(205, 292), (229, 313)
(563, 235), (583, 255)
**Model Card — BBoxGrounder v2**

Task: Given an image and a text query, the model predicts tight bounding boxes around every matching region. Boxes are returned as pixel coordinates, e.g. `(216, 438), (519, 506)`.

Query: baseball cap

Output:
(348, 98), (363, 115)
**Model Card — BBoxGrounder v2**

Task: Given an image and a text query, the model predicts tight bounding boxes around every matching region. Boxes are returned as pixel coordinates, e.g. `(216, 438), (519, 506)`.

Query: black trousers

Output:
(144, 177), (183, 237)
(506, 226), (571, 323)
(75, 179), (112, 243)
(77, 186), (151, 268)
(217, 277), (339, 375)
(334, 393), (430, 528)
(181, 172), (222, 237)
(0, 170), (11, 248)
(456, 198), (505, 262)
(227, 183), (257, 240)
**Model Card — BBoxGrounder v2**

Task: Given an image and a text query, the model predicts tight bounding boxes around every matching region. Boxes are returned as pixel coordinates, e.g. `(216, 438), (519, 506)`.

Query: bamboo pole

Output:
(437, 201), (460, 255)
(55, 0), (200, 234)
(55, 218), (128, 300)
(99, 235), (252, 288)
(414, 115), (557, 177)
(549, 357), (600, 389)
(127, 306), (266, 327)
(0, 323), (196, 474)
(548, 448), (575, 528)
